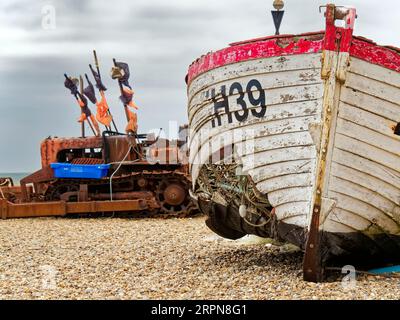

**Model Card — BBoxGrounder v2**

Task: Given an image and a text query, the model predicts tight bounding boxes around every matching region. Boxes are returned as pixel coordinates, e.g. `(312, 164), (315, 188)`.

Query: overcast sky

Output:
(1, 0), (399, 172)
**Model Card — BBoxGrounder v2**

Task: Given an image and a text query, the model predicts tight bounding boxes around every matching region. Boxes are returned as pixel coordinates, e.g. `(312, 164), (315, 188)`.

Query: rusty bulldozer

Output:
(0, 52), (197, 219)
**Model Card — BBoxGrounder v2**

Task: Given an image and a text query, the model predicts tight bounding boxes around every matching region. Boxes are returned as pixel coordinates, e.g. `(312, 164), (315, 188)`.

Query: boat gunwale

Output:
(187, 32), (400, 86)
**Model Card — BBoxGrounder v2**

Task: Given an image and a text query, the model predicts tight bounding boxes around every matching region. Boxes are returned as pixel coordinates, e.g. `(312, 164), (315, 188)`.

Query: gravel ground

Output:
(0, 216), (399, 300)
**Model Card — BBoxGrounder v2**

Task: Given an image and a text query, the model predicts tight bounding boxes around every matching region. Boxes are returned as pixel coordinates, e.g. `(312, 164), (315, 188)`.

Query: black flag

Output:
(83, 74), (97, 104)
(64, 75), (79, 96)
(89, 64), (107, 91)
(271, 10), (284, 35)
(114, 61), (132, 89)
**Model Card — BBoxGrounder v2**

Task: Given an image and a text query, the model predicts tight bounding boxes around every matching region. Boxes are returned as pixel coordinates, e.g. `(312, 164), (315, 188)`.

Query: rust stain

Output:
(280, 94), (295, 103)
(300, 72), (317, 82)
(304, 108), (313, 115)
(277, 56), (288, 63)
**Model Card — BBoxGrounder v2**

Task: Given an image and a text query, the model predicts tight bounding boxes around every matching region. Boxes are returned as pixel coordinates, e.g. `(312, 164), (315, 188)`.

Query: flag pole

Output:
(93, 50), (118, 132)
(79, 75), (97, 136)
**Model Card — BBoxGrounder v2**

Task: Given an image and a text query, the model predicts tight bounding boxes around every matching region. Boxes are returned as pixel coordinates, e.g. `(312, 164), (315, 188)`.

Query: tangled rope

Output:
(196, 161), (272, 227)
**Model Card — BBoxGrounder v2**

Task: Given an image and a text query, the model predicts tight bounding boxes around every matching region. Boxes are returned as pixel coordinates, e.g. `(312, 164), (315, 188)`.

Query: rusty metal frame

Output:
(0, 198), (152, 219)
(40, 136), (103, 168)
(20, 165), (55, 202)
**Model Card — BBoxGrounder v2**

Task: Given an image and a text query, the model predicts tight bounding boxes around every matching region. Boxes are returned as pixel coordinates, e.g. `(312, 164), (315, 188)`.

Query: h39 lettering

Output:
(210, 79), (266, 128)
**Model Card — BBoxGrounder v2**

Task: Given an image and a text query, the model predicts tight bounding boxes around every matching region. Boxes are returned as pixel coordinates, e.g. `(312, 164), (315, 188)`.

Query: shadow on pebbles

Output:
(0, 216), (399, 300)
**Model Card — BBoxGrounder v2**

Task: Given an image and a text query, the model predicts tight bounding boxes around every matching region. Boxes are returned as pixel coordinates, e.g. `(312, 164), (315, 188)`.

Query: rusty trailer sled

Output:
(186, 3), (400, 281)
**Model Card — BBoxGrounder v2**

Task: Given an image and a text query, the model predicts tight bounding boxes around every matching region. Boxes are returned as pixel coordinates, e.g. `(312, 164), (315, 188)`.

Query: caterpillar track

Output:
(44, 170), (196, 218)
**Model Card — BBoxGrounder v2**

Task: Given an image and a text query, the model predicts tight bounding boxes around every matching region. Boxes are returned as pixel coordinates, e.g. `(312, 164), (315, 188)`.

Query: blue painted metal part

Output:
(368, 265), (400, 274)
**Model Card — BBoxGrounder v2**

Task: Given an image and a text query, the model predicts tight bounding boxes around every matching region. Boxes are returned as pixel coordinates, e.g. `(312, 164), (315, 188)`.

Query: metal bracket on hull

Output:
(303, 4), (356, 282)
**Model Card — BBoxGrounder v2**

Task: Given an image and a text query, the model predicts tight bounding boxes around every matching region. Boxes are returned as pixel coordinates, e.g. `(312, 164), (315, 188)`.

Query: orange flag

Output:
(125, 109), (138, 133)
(96, 91), (113, 127)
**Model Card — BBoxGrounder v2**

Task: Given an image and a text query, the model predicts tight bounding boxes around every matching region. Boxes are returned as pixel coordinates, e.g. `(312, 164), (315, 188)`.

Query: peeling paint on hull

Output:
(187, 4), (400, 281)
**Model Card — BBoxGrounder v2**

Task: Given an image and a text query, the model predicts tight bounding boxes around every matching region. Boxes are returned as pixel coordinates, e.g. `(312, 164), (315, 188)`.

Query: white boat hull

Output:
(186, 5), (400, 281)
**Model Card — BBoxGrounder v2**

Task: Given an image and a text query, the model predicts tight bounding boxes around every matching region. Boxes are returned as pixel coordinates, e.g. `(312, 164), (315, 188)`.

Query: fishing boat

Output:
(186, 3), (400, 281)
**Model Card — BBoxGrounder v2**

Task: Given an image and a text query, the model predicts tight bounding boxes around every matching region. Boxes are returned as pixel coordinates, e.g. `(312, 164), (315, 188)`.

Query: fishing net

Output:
(196, 160), (272, 224)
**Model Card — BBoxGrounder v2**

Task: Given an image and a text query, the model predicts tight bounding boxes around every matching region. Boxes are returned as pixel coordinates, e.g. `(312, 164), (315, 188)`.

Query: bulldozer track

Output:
(45, 170), (197, 218)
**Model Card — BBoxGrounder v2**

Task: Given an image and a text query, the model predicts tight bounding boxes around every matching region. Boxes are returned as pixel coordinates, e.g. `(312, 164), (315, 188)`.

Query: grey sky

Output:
(1, 0), (399, 172)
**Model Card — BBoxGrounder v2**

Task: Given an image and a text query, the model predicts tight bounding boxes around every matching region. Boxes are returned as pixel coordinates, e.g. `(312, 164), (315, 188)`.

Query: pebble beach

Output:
(0, 216), (399, 300)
